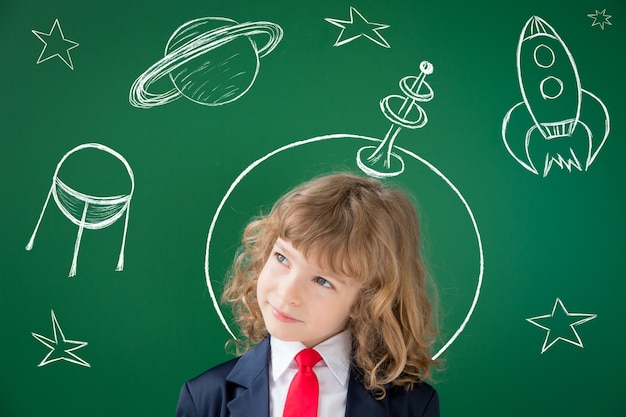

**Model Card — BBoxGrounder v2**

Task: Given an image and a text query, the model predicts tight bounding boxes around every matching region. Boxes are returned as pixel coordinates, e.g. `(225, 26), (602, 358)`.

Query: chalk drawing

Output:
(502, 16), (610, 177)
(204, 62), (484, 359)
(588, 9), (612, 30)
(357, 61), (434, 178)
(26, 143), (134, 277)
(32, 310), (90, 367)
(325, 6), (391, 48)
(32, 19), (79, 70)
(129, 17), (283, 108)
(526, 298), (597, 354)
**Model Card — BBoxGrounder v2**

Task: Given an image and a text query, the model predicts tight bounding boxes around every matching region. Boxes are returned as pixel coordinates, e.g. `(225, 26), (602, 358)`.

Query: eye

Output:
(314, 277), (333, 289)
(276, 252), (289, 266)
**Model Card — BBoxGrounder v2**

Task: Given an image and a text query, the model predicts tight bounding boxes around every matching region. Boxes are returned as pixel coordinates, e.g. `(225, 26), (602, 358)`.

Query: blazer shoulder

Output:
(176, 340), (272, 417)
(187, 356), (240, 388)
(176, 357), (241, 417)
(347, 366), (440, 417)
(386, 382), (440, 417)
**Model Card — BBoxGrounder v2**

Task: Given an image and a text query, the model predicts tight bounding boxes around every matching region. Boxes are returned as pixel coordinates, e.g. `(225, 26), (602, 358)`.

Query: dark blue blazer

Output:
(176, 337), (440, 417)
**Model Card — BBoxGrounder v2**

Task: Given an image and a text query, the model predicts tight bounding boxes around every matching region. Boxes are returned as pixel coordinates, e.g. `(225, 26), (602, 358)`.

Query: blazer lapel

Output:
(345, 368), (386, 417)
(226, 338), (271, 417)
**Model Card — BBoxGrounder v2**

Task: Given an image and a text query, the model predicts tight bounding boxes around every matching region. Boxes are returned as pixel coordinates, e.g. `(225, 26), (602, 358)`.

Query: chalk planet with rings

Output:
(129, 17), (283, 108)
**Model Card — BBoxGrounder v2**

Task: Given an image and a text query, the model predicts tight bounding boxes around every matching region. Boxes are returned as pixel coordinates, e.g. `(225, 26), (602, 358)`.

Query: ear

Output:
(349, 304), (360, 319)
(348, 292), (364, 319)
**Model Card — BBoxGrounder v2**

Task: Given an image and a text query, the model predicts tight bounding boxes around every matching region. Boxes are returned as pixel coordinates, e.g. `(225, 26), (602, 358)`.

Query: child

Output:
(176, 172), (440, 417)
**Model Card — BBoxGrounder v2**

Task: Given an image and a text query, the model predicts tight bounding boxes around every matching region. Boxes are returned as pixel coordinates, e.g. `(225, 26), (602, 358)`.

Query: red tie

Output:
(283, 348), (323, 417)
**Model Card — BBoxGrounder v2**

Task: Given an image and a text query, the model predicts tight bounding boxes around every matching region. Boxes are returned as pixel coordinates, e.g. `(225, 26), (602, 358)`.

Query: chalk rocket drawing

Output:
(32, 19), (79, 70)
(32, 310), (90, 367)
(357, 61), (434, 178)
(526, 298), (597, 354)
(129, 17), (283, 108)
(588, 9), (612, 30)
(26, 143), (134, 277)
(325, 6), (391, 48)
(204, 61), (484, 360)
(502, 16), (610, 177)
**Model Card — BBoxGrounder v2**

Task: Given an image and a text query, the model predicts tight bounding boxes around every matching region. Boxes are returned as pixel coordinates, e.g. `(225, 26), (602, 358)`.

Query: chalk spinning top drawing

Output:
(26, 143), (134, 277)
(129, 17), (283, 108)
(502, 16), (610, 177)
(357, 61), (434, 178)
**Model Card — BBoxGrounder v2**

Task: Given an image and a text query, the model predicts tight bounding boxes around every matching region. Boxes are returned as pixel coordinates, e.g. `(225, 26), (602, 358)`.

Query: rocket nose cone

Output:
(522, 16), (558, 40)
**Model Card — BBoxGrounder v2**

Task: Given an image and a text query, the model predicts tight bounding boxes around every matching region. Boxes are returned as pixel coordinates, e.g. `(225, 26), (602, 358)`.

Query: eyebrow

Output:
(273, 239), (292, 257)
(328, 273), (347, 285)
(274, 239), (348, 285)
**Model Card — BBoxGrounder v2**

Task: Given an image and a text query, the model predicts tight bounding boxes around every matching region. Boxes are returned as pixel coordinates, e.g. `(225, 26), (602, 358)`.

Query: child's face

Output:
(256, 237), (361, 347)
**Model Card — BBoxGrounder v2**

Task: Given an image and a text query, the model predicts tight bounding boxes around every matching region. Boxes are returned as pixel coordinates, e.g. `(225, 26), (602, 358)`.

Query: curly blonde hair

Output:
(222, 172), (438, 397)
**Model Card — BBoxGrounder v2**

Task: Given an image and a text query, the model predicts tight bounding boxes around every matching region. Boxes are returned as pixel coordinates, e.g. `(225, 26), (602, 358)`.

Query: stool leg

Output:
(69, 202), (89, 277)
(26, 186), (53, 251)
(116, 200), (131, 272)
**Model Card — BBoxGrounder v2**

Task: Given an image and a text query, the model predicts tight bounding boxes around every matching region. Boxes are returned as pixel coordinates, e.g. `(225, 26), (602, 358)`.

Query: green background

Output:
(1, 0), (624, 415)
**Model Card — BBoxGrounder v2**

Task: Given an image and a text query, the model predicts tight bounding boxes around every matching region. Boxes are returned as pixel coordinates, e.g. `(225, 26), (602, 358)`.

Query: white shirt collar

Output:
(270, 330), (352, 386)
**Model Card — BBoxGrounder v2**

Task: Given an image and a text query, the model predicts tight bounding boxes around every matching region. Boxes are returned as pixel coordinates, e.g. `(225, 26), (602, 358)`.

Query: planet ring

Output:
(129, 21), (283, 108)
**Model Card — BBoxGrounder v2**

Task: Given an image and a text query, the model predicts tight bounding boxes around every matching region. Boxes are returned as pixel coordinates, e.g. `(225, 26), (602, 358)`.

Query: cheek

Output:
(256, 274), (267, 300)
(256, 264), (273, 298)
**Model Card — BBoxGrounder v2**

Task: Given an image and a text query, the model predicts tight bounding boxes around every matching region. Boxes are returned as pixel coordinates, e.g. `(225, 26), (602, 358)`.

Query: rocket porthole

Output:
(539, 76), (564, 100)
(533, 44), (556, 68)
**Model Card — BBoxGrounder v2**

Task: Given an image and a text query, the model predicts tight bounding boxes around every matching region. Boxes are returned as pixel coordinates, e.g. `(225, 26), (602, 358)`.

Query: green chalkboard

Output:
(1, 0), (624, 416)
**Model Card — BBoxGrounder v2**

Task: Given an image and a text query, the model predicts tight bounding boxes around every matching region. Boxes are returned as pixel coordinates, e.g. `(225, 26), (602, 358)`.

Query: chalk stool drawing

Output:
(502, 16), (610, 177)
(26, 143), (134, 277)
(129, 16), (283, 108)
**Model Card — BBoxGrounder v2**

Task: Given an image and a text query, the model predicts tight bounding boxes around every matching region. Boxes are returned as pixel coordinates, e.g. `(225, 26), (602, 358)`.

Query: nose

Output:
(276, 271), (302, 305)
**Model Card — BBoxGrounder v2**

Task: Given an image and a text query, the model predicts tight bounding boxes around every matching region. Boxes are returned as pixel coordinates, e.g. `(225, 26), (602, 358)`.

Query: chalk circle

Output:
(533, 44), (556, 68)
(26, 143), (134, 277)
(129, 17), (283, 108)
(204, 134), (483, 360)
(540, 76), (564, 100)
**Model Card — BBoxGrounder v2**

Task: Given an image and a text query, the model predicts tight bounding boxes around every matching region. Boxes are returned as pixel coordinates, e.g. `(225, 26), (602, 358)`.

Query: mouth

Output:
(270, 305), (300, 323)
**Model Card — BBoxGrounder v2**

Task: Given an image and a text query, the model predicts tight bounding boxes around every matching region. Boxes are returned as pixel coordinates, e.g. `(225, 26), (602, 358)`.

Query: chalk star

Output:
(587, 9), (612, 30)
(32, 310), (90, 367)
(325, 7), (391, 48)
(32, 19), (80, 70)
(526, 298), (597, 354)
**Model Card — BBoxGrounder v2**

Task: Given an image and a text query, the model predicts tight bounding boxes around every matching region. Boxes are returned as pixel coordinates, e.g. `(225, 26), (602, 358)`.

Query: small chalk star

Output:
(32, 310), (90, 367)
(325, 7), (391, 48)
(587, 9), (612, 30)
(526, 298), (597, 354)
(32, 19), (80, 69)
